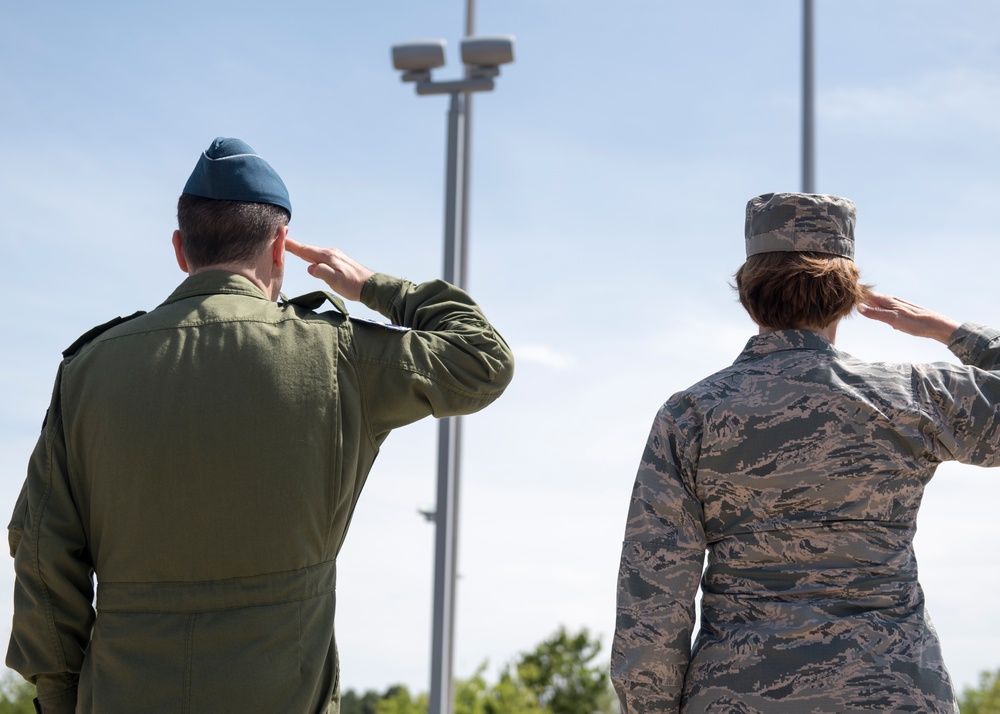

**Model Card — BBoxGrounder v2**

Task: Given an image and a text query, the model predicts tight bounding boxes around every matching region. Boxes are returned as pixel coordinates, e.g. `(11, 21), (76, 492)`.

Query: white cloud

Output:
(821, 68), (1000, 135)
(513, 344), (578, 370)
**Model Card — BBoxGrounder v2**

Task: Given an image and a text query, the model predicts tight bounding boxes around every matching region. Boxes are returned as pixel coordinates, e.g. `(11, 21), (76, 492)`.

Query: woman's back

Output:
(612, 193), (1000, 714)
(680, 329), (968, 712)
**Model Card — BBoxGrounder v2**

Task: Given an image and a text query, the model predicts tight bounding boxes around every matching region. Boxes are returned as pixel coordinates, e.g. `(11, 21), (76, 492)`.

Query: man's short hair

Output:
(735, 251), (870, 330)
(176, 193), (290, 268)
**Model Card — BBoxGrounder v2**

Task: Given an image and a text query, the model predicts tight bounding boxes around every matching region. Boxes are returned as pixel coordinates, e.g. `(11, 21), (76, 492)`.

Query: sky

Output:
(2, 0), (1000, 700)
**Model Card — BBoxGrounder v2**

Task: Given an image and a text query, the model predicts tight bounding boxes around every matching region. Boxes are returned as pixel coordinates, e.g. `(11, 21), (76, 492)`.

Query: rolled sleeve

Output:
(948, 322), (1000, 370)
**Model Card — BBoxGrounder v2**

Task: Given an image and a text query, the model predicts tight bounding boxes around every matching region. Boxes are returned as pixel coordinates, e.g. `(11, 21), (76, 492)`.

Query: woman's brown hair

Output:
(735, 251), (870, 330)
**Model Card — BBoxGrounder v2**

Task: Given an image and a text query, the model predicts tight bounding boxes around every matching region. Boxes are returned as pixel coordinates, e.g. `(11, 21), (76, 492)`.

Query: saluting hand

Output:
(859, 292), (960, 345)
(285, 238), (375, 302)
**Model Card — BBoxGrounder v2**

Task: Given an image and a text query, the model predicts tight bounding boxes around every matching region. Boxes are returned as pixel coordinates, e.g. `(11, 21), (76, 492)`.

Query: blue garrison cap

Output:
(182, 137), (291, 216)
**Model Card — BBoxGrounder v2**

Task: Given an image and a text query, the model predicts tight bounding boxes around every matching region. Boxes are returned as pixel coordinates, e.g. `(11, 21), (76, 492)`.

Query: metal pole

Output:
(802, 0), (815, 193)
(430, 5), (475, 713)
(460, 0), (475, 285)
(428, 90), (465, 714)
(447, 0), (475, 698)
(442, 92), (465, 287)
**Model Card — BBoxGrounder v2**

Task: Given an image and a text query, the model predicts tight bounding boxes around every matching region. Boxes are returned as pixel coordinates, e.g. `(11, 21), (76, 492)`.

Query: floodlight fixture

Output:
(392, 40), (448, 83)
(460, 36), (515, 78)
(391, 35), (516, 95)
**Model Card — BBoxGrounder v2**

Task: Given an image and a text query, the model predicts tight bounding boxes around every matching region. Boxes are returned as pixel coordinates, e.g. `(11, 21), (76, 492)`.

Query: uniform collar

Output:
(735, 329), (837, 364)
(161, 270), (272, 306)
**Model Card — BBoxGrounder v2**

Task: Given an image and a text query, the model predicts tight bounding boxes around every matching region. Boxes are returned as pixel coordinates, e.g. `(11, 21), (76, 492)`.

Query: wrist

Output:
(930, 317), (960, 344)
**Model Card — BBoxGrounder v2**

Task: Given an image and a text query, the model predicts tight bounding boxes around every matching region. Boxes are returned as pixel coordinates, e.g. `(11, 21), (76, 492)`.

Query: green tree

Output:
(484, 670), (549, 714)
(511, 627), (612, 714)
(960, 668), (1000, 714)
(341, 687), (383, 714)
(454, 666), (491, 714)
(375, 684), (428, 714)
(375, 666), (545, 714)
(456, 664), (547, 714)
(353, 627), (617, 714)
(0, 671), (35, 714)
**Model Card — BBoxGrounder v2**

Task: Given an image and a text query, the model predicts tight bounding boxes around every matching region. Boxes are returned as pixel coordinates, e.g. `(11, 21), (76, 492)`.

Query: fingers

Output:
(309, 262), (339, 284)
(858, 292), (897, 322)
(285, 239), (351, 271)
(282, 238), (374, 302)
(859, 293), (916, 323)
(860, 292), (910, 312)
(859, 293), (924, 320)
(860, 291), (891, 309)
(859, 294), (920, 332)
(284, 237), (327, 264)
(858, 292), (959, 343)
(858, 302), (896, 327)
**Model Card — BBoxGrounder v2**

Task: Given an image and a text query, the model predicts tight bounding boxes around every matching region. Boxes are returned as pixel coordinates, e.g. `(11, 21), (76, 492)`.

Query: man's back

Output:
(9, 269), (513, 713)
(70, 273), (364, 581)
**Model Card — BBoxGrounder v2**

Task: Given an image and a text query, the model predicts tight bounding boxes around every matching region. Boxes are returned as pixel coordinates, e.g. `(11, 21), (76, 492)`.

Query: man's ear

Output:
(172, 230), (190, 273)
(272, 225), (289, 269)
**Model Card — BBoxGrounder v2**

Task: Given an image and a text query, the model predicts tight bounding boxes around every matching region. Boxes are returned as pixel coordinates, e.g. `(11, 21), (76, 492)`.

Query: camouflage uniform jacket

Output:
(7, 271), (514, 714)
(613, 323), (1000, 713)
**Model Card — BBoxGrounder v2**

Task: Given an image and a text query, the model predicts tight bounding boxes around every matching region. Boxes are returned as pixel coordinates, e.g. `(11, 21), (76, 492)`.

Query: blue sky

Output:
(2, 0), (1000, 698)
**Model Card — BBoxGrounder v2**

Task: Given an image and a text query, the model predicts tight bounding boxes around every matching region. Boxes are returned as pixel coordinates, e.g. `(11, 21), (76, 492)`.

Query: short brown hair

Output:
(734, 251), (870, 329)
(177, 193), (290, 268)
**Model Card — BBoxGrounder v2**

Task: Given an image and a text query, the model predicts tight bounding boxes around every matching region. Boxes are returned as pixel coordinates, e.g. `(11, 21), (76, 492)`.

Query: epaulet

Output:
(280, 291), (349, 316)
(280, 292), (408, 331)
(350, 317), (410, 332)
(62, 310), (147, 358)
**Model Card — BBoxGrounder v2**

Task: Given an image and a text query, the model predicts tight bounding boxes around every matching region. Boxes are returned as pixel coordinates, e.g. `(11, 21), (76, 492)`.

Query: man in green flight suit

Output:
(6, 137), (515, 713)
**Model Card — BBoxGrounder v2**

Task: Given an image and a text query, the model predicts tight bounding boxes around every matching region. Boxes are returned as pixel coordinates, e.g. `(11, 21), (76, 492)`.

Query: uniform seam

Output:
(354, 355), (505, 401)
(77, 314), (333, 353)
(344, 328), (379, 450)
(97, 585), (337, 614)
(99, 559), (338, 587)
(182, 613), (195, 714)
(35, 369), (71, 672)
(164, 286), (270, 303)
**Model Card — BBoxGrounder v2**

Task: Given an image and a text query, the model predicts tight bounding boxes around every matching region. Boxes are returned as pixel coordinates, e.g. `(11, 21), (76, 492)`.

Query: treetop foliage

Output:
(342, 627), (617, 714)
(959, 668), (1000, 714)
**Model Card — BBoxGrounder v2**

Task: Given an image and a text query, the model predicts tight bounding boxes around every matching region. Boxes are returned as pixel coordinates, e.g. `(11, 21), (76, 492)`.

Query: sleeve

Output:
(611, 404), (706, 714)
(8, 478), (27, 557)
(916, 323), (1000, 466)
(353, 273), (515, 436)
(948, 322), (1000, 371)
(5, 364), (94, 714)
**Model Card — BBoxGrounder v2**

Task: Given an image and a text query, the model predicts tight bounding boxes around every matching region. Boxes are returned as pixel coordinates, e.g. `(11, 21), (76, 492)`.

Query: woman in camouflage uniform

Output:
(612, 192), (1000, 713)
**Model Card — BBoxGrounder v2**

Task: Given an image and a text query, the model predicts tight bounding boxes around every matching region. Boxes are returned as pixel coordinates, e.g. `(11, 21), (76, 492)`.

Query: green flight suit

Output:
(7, 270), (514, 713)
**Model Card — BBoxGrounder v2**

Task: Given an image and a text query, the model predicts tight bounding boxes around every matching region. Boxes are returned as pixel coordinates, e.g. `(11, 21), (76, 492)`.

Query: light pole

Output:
(802, 0), (815, 193)
(391, 30), (515, 714)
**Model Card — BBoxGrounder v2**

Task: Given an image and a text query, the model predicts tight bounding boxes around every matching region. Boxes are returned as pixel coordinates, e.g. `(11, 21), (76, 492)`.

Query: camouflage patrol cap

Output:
(745, 192), (855, 260)
(182, 137), (292, 216)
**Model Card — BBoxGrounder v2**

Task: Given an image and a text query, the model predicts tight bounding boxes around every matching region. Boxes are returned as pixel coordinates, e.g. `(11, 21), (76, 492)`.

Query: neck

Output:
(190, 262), (282, 301)
(758, 321), (839, 344)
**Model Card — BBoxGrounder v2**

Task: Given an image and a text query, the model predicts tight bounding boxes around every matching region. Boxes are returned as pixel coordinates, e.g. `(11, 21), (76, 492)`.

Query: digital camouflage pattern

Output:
(744, 193), (856, 259)
(613, 323), (1000, 713)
